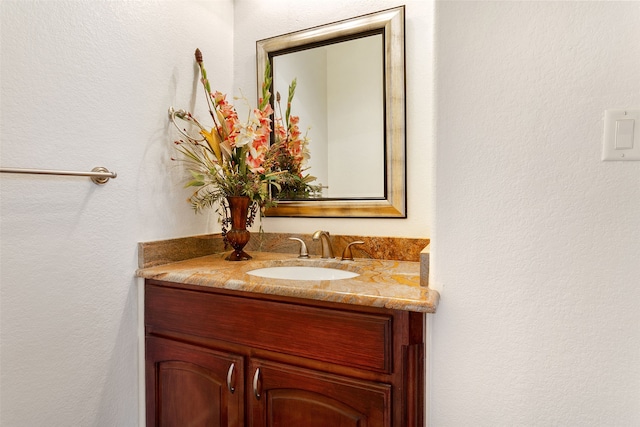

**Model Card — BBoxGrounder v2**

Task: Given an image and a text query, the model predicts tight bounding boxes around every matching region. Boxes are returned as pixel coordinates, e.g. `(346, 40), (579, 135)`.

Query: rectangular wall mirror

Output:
(257, 6), (406, 218)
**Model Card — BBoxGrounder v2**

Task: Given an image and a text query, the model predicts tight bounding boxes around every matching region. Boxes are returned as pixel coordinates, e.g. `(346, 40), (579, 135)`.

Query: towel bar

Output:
(0, 166), (117, 185)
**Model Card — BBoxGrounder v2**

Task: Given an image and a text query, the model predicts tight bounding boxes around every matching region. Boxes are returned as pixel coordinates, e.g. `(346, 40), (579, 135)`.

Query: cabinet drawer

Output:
(145, 282), (393, 372)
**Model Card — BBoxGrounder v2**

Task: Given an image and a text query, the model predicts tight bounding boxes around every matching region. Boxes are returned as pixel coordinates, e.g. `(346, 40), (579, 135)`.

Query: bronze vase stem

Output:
(225, 196), (252, 261)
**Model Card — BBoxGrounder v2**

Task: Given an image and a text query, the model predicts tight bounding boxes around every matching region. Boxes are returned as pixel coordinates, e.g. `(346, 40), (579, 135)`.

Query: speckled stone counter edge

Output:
(138, 234), (437, 311)
(139, 233), (430, 286)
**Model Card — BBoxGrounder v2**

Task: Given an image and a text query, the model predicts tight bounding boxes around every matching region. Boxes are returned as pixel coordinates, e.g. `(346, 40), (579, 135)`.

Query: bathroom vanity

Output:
(138, 236), (438, 426)
(143, 6), (430, 424)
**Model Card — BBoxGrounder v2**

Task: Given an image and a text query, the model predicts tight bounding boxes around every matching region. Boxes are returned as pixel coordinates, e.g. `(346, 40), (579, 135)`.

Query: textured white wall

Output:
(432, 1), (640, 425)
(0, 0), (233, 424)
(234, 0), (434, 237)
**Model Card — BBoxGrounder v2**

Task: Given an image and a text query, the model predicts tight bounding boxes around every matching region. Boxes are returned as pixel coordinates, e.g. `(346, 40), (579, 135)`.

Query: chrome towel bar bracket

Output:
(0, 166), (117, 185)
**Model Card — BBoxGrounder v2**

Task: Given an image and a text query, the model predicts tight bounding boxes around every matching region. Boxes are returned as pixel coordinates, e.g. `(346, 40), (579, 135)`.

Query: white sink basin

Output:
(247, 266), (359, 281)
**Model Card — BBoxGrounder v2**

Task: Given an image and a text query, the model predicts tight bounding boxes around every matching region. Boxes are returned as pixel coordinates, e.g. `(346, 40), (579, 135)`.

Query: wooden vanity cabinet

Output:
(144, 279), (425, 427)
(146, 336), (244, 426)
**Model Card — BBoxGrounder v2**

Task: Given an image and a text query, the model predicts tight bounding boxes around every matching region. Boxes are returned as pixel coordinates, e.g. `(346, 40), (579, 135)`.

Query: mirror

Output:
(257, 6), (406, 218)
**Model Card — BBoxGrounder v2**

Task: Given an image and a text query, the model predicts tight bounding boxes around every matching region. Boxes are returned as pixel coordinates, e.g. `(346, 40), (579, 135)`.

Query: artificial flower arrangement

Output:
(169, 49), (317, 259)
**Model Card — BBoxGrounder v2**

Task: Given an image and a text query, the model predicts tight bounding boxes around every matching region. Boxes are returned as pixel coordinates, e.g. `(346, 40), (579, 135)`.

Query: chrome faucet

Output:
(312, 230), (334, 258)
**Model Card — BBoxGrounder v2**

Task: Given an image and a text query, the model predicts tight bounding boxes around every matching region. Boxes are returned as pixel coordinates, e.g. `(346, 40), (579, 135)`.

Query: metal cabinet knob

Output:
(226, 362), (236, 393)
(253, 368), (261, 400)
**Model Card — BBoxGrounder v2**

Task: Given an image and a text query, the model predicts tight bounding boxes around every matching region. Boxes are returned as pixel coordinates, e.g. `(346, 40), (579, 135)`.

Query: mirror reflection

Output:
(257, 6), (406, 217)
(272, 34), (384, 199)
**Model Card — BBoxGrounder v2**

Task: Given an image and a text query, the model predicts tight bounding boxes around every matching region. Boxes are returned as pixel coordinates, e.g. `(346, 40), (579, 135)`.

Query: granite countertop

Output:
(137, 250), (439, 313)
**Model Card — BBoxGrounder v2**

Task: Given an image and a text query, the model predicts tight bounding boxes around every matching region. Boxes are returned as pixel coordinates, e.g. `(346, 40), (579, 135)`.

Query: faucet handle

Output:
(289, 237), (310, 258)
(341, 241), (365, 261)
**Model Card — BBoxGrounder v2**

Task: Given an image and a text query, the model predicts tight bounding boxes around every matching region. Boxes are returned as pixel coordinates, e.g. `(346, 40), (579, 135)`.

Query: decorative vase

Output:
(224, 196), (252, 261)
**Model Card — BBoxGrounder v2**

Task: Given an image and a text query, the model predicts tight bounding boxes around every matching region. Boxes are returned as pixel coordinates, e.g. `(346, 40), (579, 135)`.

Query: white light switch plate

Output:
(602, 109), (640, 161)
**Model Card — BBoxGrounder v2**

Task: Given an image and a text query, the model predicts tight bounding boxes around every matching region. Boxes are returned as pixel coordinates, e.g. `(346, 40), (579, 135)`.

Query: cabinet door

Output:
(249, 359), (391, 427)
(146, 337), (244, 427)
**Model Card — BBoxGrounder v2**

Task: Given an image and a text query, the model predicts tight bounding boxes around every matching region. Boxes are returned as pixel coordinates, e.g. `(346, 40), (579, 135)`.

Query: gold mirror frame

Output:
(257, 6), (406, 218)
